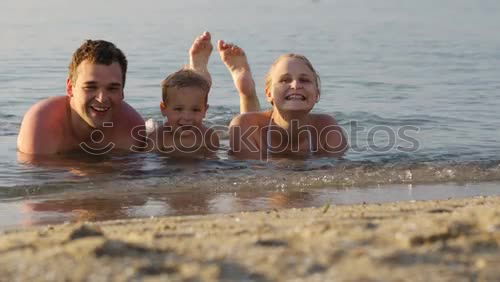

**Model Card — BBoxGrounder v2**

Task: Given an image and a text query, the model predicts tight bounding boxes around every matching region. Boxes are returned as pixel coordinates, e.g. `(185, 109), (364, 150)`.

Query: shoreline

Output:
(2, 180), (500, 231)
(1, 195), (499, 281)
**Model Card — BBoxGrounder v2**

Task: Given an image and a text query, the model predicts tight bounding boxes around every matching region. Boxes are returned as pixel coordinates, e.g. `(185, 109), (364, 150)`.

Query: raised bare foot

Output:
(218, 40), (260, 113)
(189, 31), (213, 85)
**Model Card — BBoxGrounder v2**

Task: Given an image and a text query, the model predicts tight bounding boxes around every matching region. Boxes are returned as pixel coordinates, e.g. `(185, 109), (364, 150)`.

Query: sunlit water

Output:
(1, 0), (500, 229)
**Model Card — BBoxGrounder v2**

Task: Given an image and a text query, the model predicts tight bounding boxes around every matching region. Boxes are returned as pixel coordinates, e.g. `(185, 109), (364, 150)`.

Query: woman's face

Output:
(267, 57), (319, 112)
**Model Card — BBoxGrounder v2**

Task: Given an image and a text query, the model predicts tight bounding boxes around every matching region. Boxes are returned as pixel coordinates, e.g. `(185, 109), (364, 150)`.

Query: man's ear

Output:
(203, 104), (209, 118)
(66, 78), (73, 97)
(160, 101), (167, 116)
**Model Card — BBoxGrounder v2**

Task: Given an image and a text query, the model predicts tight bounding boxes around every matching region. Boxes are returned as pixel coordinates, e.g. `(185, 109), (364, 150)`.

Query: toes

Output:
(194, 31), (211, 45)
(230, 45), (241, 55)
(218, 40), (228, 51)
(202, 31), (211, 40)
(191, 32), (213, 54)
(197, 33), (210, 44)
(218, 40), (244, 57)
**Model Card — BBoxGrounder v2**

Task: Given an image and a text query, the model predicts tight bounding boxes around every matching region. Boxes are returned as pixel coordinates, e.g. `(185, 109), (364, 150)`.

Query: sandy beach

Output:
(1, 195), (499, 281)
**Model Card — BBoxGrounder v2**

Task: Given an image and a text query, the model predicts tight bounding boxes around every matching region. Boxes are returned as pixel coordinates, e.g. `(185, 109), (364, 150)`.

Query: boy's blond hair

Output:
(161, 69), (210, 104)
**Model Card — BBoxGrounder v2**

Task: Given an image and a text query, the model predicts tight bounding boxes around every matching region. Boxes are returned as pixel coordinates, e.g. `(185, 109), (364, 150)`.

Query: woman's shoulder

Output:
(309, 113), (340, 128)
(230, 111), (271, 128)
(310, 113), (348, 156)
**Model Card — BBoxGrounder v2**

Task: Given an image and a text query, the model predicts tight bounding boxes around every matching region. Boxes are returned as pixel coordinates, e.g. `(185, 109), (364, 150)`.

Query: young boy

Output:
(148, 68), (219, 157)
(147, 32), (219, 156)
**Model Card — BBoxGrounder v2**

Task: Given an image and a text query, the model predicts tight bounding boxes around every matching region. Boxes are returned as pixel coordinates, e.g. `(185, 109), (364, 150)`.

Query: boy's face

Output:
(161, 86), (208, 133)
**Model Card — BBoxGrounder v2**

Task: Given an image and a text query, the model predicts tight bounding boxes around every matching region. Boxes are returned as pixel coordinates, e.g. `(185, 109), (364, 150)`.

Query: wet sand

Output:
(1, 196), (499, 281)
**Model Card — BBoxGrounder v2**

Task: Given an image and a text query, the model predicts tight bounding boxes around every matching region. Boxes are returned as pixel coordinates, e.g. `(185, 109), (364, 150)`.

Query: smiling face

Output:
(161, 86), (208, 133)
(266, 57), (320, 113)
(67, 60), (124, 128)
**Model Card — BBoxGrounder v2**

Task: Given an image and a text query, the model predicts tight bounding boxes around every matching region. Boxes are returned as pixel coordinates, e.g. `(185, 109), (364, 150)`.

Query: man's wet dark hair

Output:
(69, 39), (128, 86)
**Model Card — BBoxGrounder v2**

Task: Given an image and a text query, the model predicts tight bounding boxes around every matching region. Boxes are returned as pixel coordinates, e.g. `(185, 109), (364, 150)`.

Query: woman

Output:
(218, 40), (348, 159)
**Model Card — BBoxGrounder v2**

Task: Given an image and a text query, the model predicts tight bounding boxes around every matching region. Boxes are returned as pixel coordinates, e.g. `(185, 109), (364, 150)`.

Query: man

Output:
(17, 40), (145, 155)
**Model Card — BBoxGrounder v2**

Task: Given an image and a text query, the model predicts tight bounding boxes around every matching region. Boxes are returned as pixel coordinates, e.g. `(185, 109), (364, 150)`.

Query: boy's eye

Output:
(300, 77), (312, 83)
(83, 86), (97, 91)
(193, 108), (201, 112)
(173, 107), (183, 111)
(279, 77), (291, 83)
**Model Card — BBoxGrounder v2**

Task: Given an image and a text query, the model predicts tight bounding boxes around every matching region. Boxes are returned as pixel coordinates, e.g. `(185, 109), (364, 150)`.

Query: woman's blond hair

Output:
(264, 54), (321, 99)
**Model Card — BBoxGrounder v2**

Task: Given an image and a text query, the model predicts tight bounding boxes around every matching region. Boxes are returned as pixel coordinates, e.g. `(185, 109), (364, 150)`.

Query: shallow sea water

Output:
(1, 0), (500, 229)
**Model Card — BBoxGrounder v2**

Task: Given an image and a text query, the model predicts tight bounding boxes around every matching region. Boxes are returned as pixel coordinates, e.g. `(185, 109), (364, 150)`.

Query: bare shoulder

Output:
(112, 101), (145, 149)
(229, 111), (269, 159)
(25, 96), (67, 116)
(18, 97), (68, 154)
(310, 113), (348, 156)
(118, 101), (145, 128)
(310, 113), (340, 128)
(20, 97), (67, 130)
(230, 111), (271, 128)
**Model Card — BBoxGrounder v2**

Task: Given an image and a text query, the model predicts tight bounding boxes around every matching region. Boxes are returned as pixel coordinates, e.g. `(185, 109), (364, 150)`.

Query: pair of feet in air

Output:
(189, 31), (260, 113)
